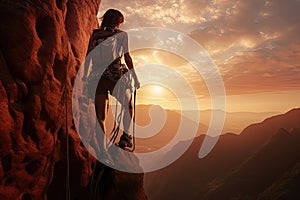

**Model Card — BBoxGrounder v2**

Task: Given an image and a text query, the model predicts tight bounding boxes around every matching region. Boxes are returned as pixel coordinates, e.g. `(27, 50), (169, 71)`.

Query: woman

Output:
(85, 9), (139, 161)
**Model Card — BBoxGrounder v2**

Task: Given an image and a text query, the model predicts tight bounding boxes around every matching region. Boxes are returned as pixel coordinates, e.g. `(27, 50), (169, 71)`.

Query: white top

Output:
(85, 29), (129, 77)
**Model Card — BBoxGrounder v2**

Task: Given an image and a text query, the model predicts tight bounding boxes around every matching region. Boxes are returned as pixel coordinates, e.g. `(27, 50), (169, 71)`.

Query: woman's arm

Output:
(124, 52), (133, 69)
(124, 52), (140, 89)
(122, 31), (140, 88)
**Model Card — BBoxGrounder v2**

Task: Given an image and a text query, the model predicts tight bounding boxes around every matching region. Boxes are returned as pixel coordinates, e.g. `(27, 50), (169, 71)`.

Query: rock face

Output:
(0, 0), (147, 199)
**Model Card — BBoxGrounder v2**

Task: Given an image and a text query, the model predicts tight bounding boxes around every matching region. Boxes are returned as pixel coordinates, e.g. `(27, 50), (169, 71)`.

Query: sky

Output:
(98, 0), (300, 113)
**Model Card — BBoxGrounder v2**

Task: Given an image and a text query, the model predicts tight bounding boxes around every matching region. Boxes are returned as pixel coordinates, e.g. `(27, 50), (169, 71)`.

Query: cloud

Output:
(99, 0), (182, 28)
(99, 0), (300, 95)
(186, 0), (300, 94)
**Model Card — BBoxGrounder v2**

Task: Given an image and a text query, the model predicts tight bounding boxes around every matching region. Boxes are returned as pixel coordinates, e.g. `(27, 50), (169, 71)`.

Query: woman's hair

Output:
(100, 9), (124, 30)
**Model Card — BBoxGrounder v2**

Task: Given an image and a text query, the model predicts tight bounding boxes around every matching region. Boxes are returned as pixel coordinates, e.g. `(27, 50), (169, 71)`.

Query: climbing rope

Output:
(109, 71), (137, 152)
(64, 64), (70, 200)
(65, 85), (70, 200)
(131, 88), (137, 152)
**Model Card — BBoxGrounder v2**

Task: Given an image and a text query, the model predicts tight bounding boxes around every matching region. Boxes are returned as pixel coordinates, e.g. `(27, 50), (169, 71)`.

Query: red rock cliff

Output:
(0, 0), (147, 199)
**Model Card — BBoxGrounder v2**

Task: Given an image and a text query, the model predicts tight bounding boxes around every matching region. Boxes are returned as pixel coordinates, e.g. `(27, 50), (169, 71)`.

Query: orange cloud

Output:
(99, 0), (300, 111)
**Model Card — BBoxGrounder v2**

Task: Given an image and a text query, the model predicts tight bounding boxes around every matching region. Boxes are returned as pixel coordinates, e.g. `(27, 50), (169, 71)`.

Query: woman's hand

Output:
(134, 79), (140, 89)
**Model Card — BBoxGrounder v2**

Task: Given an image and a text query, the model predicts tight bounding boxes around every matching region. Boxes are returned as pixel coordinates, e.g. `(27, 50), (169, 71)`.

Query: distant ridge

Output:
(145, 108), (300, 200)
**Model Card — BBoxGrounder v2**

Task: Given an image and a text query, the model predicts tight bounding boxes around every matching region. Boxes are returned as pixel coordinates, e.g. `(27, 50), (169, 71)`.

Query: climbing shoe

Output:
(118, 133), (133, 149)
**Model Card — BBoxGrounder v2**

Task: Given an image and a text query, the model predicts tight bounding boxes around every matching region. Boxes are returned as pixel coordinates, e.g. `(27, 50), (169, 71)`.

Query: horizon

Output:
(108, 103), (299, 141)
(133, 103), (296, 114)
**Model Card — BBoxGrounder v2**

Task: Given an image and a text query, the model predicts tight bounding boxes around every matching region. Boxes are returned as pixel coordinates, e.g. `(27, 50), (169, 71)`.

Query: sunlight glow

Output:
(152, 85), (164, 95)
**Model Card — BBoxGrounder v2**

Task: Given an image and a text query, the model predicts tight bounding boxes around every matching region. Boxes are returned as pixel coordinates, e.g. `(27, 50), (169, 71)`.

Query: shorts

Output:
(96, 77), (132, 106)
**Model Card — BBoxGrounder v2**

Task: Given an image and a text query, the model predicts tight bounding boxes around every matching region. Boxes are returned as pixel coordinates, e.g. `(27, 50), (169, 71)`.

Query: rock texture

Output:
(0, 0), (147, 199)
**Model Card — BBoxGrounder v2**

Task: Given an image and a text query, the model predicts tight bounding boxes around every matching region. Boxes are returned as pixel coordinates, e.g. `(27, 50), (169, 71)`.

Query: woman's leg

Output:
(117, 89), (134, 148)
(122, 90), (133, 135)
(110, 78), (134, 147)
(95, 93), (109, 150)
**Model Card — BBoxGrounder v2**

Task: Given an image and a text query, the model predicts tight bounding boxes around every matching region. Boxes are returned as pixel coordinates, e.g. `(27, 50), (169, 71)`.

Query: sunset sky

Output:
(98, 0), (300, 113)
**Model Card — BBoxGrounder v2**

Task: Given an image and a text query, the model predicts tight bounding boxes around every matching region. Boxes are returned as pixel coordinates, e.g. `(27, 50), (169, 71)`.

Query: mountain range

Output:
(144, 108), (300, 200)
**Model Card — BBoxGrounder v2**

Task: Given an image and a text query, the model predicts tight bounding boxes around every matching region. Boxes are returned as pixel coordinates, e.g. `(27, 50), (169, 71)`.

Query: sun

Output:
(153, 85), (163, 95)
(152, 85), (164, 95)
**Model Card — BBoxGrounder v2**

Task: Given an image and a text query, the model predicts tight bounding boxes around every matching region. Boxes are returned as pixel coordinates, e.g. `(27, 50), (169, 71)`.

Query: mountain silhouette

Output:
(144, 108), (300, 200)
(257, 161), (300, 200)
(176, 109), (279, 134)
(205, 128), (300, 199)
